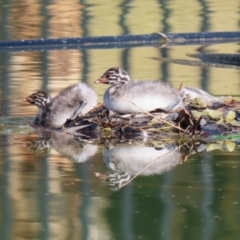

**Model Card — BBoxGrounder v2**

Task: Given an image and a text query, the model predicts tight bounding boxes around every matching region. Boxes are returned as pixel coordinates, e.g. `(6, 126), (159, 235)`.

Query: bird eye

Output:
(105, 74), (110, 78)
(32, 96), (37, 100)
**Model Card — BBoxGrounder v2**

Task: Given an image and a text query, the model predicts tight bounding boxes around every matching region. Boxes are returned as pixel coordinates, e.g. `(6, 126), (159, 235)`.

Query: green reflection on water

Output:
(1, 133), (240, 239)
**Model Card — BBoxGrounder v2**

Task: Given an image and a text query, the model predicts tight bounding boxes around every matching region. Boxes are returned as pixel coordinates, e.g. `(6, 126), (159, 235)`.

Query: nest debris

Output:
(59, 96), (240, 141)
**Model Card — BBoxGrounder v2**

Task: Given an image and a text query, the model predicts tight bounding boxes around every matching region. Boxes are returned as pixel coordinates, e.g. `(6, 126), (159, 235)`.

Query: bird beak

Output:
(22, 97), (33, 103)
(94, 77), (108, 84)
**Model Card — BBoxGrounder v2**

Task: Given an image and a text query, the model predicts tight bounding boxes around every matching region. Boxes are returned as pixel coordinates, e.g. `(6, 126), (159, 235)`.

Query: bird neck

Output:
(108, 82), (126, 95)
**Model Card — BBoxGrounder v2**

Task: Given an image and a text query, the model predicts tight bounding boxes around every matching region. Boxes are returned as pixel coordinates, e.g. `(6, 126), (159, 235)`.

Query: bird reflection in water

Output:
(95, 143), (202, 191)
(24, 131), (98, 163)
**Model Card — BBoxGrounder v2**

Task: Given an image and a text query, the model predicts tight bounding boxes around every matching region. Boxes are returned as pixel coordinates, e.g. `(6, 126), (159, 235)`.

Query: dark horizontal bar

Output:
(0, 31), (239, 52)
(187, 53), (240, 66)
(166, 31), (240, 41)
(0, 33), (164, 49)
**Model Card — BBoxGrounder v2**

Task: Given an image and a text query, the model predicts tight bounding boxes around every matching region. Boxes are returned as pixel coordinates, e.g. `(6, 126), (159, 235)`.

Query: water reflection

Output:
(150, 52), (240, 71)
(96, 143), (192, 190)
(25, 130), (98, 163)
(95, 140), (240, 190)
(1, 128), (240, 239)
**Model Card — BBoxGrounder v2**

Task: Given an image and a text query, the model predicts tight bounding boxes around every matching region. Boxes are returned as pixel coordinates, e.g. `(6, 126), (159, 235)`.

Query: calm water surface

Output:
(0, 0), (240, 239)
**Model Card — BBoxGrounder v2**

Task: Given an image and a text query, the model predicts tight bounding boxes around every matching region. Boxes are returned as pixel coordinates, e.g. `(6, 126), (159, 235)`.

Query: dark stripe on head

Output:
(28, 91), (51, 108)
(101, 67), (130, 85)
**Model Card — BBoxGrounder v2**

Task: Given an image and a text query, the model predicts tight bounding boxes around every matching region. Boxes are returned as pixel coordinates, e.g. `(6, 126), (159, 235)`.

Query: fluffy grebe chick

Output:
(23, 83), (97, 128)
(95, 67), (183, 114)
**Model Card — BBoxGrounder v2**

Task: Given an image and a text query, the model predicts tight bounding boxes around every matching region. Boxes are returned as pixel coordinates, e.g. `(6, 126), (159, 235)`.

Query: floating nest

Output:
(45, 96), (240, 142)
